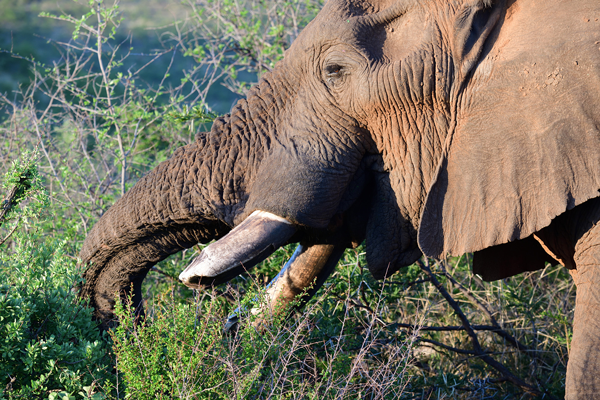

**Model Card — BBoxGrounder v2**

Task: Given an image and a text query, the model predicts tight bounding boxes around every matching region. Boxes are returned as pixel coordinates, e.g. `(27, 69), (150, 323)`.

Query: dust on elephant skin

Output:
(80, 0), (600, 396)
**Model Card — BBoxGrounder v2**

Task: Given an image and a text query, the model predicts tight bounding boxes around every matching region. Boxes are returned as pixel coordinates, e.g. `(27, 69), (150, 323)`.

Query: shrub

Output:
(110, 252), (419, 399)
(0, 152), (113, 399)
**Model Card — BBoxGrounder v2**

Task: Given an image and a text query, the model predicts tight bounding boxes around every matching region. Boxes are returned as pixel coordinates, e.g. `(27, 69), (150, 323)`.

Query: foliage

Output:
(180, 0), (323, 95)
(111, 247), (418, 399)
(136, 242), (572, 399)
(0, 154), (113, 399)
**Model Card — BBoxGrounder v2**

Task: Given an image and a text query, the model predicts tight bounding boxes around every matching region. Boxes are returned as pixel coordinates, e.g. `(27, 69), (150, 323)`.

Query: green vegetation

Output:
(0, 1), (572, 398)
(110, 248), (418, 399)
(0, 152), (113, 398)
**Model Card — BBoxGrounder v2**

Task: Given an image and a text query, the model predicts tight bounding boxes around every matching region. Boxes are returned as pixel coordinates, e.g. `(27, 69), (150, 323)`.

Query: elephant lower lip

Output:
(178, 210), (296, 288)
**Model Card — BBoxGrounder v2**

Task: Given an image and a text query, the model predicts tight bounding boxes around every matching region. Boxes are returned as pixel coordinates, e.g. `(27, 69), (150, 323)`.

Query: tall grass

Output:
(0, 1), (573, 398)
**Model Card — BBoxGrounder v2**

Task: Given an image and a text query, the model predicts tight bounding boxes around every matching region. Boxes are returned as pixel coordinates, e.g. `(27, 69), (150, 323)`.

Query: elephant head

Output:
(81, 0), (600, 327)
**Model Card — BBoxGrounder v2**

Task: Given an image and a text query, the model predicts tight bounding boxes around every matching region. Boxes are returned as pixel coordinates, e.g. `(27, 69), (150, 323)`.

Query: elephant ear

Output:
(451, 0), (505, 81)
(419, 0), (600, 258)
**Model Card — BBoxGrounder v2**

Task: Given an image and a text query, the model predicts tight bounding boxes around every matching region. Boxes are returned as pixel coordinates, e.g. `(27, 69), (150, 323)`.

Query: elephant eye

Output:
(325, 64), (344, 77)
(324, 64), (346, 87)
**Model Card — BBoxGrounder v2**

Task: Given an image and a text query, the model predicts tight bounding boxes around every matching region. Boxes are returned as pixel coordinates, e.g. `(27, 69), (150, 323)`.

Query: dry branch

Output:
(436, 259), (537, 356)
(416, 259), (559, 400)
(0, 183), (20, 228)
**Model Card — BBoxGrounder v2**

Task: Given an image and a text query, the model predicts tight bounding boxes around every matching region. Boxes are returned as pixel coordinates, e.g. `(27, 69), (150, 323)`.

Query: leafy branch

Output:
(0, 150), (48, 246)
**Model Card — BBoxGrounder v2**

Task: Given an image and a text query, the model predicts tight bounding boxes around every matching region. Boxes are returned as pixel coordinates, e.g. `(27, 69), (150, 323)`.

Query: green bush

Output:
(0, 153), (113, 399)
(110, 251), (417, 399)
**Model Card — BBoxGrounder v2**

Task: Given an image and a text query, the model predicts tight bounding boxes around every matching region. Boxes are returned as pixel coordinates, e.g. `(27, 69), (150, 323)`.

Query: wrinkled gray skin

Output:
(80, 0), (600, 396)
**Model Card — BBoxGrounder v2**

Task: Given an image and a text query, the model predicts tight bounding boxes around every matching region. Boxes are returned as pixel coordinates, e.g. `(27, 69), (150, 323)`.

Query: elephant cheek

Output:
(365, 171), (421, 279)
(245, 147), (363, 229)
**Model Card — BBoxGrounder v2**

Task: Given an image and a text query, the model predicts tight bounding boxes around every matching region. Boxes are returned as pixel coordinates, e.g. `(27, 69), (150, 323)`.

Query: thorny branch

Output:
(0, 183), (20, 228)
(340, 260), (555, 399)
(415, 259), (560, 400)
(436, 259), (536, 356)
(333, 256), (560, 397)
(391, 322), (511, 333)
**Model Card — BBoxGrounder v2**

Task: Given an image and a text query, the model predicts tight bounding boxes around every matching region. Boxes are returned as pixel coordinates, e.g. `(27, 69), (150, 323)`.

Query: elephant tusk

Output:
(224, 243), (307, 332)
(260, 242), (343, 312)
(224, 241), (345, 332)
(178, 210), (296, 288)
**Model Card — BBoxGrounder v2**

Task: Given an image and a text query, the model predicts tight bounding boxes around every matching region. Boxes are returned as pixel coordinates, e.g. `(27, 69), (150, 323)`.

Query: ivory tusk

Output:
(224, 241), (345, 332)
(178, 210), (296, 288)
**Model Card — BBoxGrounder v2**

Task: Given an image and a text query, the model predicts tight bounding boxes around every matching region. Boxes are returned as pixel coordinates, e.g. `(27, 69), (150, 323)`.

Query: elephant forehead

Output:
(290, 17), (356, 55)
(290, 0), (419, 52)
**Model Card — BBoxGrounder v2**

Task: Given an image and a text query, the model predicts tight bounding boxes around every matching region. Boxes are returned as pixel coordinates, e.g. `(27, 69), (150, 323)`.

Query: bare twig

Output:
(416, 259), (557, 399)
(390, 322), (520, 334)
(417, 338), (476, 355)
(0, 184), (19, 228)
(0, 215), (21, 247)
(436, 259), (536, 356)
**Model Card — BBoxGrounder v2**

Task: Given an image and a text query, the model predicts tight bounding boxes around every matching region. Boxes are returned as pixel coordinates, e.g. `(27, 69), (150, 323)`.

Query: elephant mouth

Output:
(178, 210), (297, 288)
(178, 156), (375, 290)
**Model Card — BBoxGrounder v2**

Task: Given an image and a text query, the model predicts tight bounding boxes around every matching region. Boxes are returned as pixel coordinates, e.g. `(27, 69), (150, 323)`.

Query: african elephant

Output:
(80, 0), (600, 397)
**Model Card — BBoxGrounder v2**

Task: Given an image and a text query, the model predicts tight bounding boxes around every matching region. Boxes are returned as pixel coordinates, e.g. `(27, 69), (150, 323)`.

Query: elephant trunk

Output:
(81, 68), (297, 327)
(80, 135), (232, 327)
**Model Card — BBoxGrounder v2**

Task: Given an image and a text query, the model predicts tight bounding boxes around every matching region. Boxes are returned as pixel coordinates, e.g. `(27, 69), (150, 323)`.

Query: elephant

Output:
(79, 0), (600, 397)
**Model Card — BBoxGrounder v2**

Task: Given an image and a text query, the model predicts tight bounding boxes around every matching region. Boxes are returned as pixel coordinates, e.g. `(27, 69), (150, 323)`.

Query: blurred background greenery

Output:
(0, 0), (245, 113)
